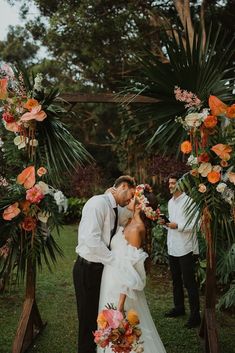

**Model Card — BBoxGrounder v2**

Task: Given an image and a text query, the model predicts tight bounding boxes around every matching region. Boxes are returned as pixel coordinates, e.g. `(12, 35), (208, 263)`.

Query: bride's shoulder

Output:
(124, 224), (145, 249)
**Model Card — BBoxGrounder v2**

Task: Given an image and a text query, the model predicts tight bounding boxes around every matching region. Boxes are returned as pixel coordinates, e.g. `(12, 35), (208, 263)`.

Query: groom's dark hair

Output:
(114, 175), (136, 188)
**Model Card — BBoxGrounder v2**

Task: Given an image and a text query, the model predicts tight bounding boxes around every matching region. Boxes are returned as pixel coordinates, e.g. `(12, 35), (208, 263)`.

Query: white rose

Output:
(187, 155), (198, 166)
(37, 181), (50, 195)
(185, 113), (203, 127)
(216, 183), (227, 193)
(198, 162), (212, 177)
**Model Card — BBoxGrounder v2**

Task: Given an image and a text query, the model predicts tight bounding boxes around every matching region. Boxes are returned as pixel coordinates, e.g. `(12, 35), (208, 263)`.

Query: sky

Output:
(0, 0), (38, 40)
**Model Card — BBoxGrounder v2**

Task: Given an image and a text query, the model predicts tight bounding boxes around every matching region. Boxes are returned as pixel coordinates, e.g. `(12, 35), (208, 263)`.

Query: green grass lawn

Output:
(0, 225), (234, 353)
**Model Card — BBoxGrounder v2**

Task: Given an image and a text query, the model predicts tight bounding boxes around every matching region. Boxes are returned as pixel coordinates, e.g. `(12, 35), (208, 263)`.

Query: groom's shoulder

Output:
(85, 194), (108, 208)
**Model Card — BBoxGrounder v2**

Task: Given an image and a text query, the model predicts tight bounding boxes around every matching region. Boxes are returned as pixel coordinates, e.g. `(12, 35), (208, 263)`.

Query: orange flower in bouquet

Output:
(17, 166), (36, 189)
(94, 306), (143, 353)
(211, 144), (232, 161)
(181, 140), (192, 154)
(203, 115), (217, 129)
(209, 95), (227, 116)
(3, 202), (21, 221)
(21, 216), (37, 232)
(24, 98), (40, 111)
(226, 104), (235, 119)
(207, 171), (221, 184)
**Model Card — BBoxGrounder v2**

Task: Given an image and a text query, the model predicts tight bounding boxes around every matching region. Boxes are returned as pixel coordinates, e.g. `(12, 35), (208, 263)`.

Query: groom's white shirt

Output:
(76, 192), (131, 265)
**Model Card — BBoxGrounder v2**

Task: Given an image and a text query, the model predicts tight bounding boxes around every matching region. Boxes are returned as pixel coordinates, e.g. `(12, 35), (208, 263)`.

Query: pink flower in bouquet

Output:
(21, 216), (37, 232)
(20, 105), (47, 122)
(5, 121), (21, 132)
(103, 309), (124, 329)
(26, 185), (45, 204)
(0, 78), (8, 99)
(2, 112), (15, 123)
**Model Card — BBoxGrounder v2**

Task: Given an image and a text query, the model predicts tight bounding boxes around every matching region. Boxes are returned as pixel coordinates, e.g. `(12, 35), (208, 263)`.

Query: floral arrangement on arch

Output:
(94, 305), (143, 353)
(174, 88), (235, 265)
(0, 63), (90, 283)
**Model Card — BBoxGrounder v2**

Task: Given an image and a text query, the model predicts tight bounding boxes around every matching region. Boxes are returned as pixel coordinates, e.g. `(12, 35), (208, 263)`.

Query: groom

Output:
(73, 175), (136, 353)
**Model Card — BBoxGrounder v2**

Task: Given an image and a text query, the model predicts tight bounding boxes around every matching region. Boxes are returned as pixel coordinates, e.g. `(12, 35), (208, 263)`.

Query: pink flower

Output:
(5, 122), (21, 132)
(26, 185), (45, 204)
(102, 309), (124, 329)
(20, 105), (47, 122)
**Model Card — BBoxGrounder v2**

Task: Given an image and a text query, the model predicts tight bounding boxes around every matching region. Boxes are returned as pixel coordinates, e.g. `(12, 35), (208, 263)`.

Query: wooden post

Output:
(199, 249), (219, 353)
(12, 258), (46, 353)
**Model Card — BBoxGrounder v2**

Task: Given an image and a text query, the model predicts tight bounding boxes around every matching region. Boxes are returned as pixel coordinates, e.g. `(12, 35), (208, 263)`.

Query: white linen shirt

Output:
(76, 192), (131, 265)
(167, 192), (199, 257)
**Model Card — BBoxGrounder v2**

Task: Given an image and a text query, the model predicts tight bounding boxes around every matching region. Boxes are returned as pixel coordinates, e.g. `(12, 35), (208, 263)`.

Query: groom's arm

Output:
(77, 196), (115, 266)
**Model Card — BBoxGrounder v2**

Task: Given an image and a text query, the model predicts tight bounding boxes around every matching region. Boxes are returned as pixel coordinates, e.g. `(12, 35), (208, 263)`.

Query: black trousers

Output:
(169, 252), (200, 320)
(73, 256), (103, 353)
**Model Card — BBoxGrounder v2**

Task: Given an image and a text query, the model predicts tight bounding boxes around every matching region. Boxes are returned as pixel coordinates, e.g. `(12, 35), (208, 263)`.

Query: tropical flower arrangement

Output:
(175, 89), (235, 266)
(0, 63), (90, 283)
(94, 305), (144, 353)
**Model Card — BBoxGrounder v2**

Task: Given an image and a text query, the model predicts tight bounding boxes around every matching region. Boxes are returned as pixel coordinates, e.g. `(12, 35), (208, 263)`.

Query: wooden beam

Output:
(59, 93), (161, 104)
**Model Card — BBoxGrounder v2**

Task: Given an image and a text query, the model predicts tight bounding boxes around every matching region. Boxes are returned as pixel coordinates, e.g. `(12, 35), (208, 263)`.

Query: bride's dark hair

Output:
(137, 190), (158, 273)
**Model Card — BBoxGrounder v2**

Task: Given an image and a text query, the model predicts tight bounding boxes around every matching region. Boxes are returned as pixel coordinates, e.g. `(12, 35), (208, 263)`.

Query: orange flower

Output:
(21, 216), (37, 232)
(20, 105), (47, 122)
(37, 167), (47, 177)
(127, 309), (140, 326)
(226, 104), (235, 119)
(17, 166), (35, 189)
(97, 312), (108, 329)
(209, 95), (227, 116)
(24, 98), (39, 111)
(3, 202), (21, 220)
(207, 171), (220, 184)
(181, 140), (192, 154)
(0, 78), (8, 100)
(211, 144), (232, 161)
(203, 115), (217, 129)
(5, 122), (20, 132)
(20, 200), (31, 214)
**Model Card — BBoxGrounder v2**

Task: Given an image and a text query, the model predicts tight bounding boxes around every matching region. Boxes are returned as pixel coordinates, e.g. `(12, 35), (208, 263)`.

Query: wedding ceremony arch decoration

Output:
(124, 23), (235, 353)
(0, 64), (90, 353)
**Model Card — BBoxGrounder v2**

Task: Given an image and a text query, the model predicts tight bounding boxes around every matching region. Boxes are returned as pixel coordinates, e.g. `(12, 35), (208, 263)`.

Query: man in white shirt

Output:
(73, 175), (136, 353)
(160, 173), (201, 329)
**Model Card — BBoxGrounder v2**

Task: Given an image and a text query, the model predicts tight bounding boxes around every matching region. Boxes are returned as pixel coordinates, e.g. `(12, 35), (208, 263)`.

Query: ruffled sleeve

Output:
(111, 242), (148, 300)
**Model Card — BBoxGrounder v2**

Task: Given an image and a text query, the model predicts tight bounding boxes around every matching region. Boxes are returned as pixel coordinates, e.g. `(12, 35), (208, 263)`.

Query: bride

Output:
(98, 184), (167, 353)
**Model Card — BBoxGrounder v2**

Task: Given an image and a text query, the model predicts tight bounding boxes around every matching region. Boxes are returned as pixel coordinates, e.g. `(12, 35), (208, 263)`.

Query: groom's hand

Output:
(166, 222), (178, 229)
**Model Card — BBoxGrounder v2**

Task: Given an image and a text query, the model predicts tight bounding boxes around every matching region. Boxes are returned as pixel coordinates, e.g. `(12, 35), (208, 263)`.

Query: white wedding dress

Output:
(98, 227), (166, 353)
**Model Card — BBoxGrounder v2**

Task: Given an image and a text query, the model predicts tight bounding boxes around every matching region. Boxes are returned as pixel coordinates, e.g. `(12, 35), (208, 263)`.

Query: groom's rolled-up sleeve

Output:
(76, 197), (114, 265)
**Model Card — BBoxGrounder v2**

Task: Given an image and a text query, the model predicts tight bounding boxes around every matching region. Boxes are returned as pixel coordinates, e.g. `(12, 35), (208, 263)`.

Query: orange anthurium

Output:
(181, 140), (192, 154)
(0, 78), (8, 99)
(209, 95), (227, 116)
(20, 105), (47, 122)
(203, 115), (217, 129)
(226, 104), (235, 119)
(5, 122), (21, 132)
(211, 144), (232, 161)
(3, 202), (21, 220)
(207, 171), (220, 184)
(24, 98), (39, 111)
(17, 166), (36, 189)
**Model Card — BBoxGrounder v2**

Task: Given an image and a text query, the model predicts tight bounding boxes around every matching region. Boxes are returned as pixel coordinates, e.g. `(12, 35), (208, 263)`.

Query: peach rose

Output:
(228, 172), (235, 185)
(3, 202), (21, 220)
(198, 183), (207, 193)
(203, 115), (217, 128)
(37, 167), (47, 177)
(207, 171), (220, 184)
(198, 162), (212, 177)
(181, 140), (192, 154)
(127, 309), (140, 326)
(211, 144), (232, 161)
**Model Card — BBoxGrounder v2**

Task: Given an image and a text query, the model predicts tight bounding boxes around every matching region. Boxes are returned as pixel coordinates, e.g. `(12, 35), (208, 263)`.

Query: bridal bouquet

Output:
(94, 306), (144, 353)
